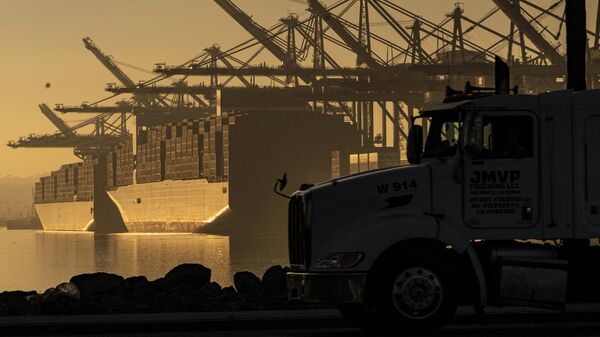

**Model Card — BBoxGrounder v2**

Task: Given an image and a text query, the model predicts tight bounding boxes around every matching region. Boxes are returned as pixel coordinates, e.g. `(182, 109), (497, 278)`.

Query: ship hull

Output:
(35, 202), (94, 231)
(108, 179), (229, 233)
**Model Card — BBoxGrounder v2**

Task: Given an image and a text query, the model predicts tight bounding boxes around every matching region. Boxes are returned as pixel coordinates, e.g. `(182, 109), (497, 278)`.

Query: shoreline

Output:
(0, 264), (326, 316)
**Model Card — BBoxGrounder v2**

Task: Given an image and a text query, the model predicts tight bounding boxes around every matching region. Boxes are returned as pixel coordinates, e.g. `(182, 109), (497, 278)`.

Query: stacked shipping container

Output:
(41, 173), (57, 203)
(34, 182), (43, 204)
(77, 157), (95, 201)
(34, 156), (95, 204)
(136, 113), (232, 184)
(107, 139), (134, 190)
(203, 112), (229, 182)
(137, 127), (161, 184)
(56, 163), (80, 202)
(164, 121), (201, 181)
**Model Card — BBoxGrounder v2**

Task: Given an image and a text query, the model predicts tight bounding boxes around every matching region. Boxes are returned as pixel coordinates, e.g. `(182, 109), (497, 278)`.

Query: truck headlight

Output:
(315, 253), (363, 269)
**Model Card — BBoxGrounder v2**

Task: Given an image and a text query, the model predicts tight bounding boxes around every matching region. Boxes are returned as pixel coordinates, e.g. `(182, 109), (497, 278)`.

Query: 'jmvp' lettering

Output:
(470, 170), (521, 184)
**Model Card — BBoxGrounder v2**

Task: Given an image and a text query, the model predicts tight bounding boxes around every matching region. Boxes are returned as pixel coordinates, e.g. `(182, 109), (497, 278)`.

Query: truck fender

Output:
(428, 216), (486, 307)
(365, 217), (487, 308)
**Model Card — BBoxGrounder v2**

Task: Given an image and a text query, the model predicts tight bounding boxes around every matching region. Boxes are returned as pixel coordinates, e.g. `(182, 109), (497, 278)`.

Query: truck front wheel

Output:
(372, 253), (458, 331)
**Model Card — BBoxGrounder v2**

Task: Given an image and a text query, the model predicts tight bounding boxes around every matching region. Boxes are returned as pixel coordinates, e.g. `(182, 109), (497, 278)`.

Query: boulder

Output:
(163, 264), (211, 291)
(54, 282), (81, 301)
(199, 282), (222, 299)
(30, 283), (81, 315)
(221, 286), (237, 298)
(233, 271), (261, 294)
(125, 276), (149, 290)
(70, 272), (128, 297)
(130, 283), (161, 300)
(0, 291), (37, 303)
(262, 265), (288, 296)
(0, 291), (36, 316)
(149, 277), (167, 291)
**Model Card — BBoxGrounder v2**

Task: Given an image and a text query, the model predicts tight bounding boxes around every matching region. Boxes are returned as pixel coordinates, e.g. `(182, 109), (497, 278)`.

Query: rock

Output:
(27, 293), (44, 314)
(163, 264), (211, 291)
(0, 291), (37, 303)
(233, 271), (261, 294)
(55, 282), (81, 301)
(262, 265), (288, 296)
(30, 283), (81, 315)
(126, 276), (149, 289)
(221, 286), (237, 298)
(130, 284), (161, 302)
(0, 291), (36, 316)
(0, 265), (309, 315)
(149, 277), (167, 291)
(199, 282), (222, 299)
(70, 272), (128, 297)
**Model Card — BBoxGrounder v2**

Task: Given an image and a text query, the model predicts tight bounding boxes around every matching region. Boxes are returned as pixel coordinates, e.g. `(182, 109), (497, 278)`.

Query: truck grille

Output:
(288, 195), (309, 266)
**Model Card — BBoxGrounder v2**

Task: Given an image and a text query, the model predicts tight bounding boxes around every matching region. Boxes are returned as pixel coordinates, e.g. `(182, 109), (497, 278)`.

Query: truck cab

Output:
(287, 89), (600, 331)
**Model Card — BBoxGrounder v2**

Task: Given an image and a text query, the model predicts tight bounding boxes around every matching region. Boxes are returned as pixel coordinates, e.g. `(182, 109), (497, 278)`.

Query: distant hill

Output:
(0, 175), (43, 220)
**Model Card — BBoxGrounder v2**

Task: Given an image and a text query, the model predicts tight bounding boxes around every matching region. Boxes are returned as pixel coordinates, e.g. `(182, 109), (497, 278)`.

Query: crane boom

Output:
(212, 0), (312, 83)
(7, 134), (127, 150)
(82, 37), (154, 106)
(492, 0), (565, 66)
(39, 104), (75, 136)
(213, 0), (289, 63)
(307, 0), (381, 70)
(55, 105), (133, 114)
(83, 37), (137, 88)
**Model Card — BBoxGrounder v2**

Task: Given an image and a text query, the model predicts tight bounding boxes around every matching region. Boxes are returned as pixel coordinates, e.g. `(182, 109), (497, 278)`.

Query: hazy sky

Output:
(0, 0), (595, 177)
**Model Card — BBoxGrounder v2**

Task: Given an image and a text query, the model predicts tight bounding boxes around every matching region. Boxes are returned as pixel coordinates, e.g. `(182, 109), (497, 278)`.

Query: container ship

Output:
(32, 88), (399, 235)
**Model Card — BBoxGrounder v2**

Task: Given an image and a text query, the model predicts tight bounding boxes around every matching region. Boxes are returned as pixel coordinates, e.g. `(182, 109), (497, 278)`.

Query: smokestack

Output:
(495, 55), (510, 95)
(566, 0), (587, 91)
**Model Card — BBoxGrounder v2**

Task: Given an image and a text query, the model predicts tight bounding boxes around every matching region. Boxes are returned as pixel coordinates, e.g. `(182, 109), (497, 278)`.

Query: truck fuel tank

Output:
(480, 242), (567, 310)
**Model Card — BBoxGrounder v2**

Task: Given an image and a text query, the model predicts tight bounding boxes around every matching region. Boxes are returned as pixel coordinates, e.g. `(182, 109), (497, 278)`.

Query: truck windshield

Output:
(422, 111), (461, 158)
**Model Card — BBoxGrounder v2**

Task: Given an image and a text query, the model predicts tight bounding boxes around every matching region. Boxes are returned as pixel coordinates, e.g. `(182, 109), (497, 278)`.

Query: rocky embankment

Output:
(0, 265), (324, 316)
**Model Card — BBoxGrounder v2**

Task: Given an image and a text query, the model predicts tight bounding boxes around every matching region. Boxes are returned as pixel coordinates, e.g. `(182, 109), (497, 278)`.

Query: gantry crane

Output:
(14, 0), (600, 158)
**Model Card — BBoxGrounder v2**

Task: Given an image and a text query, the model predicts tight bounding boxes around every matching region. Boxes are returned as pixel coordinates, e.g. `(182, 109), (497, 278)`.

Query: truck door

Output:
(463, 112), (540, 228)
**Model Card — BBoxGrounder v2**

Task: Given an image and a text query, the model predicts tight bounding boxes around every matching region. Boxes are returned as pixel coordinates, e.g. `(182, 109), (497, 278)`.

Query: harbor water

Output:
(0, 228), (288, 292)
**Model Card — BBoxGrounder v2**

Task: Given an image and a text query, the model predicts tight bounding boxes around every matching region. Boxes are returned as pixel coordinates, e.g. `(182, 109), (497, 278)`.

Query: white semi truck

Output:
(284, 1), (599, 331)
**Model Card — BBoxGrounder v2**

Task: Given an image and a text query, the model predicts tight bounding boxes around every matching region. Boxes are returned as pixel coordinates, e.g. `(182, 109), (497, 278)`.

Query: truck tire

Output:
(337, 303), (379, 331)
(372, 253), (458, 332)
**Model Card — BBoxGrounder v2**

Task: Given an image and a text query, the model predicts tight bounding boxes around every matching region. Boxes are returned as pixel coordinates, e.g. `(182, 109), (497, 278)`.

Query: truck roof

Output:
(422, 89), (600, 115)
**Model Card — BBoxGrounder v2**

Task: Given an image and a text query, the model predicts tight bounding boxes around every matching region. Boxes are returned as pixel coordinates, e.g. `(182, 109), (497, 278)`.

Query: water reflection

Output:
(0, 230), (288, 292)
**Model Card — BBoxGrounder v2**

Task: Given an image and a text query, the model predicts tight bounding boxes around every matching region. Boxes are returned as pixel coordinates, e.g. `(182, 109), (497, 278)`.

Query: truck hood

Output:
(306, 164), (433, 263)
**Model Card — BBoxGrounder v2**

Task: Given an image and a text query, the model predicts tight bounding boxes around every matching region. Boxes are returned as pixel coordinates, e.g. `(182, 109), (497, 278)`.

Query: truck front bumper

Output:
(287, 272), (367, 303)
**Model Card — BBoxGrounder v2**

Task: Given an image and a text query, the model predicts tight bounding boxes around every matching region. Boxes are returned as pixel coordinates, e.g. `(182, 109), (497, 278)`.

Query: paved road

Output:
(3, 306), (600, 337)
(32, 323), (600, 337)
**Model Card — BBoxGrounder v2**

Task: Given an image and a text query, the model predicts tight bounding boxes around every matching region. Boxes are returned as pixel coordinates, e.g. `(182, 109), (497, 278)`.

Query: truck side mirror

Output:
(273, 172), (290, 199)
(278, 172), (288, 191)
(407, 125), (424, 164)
